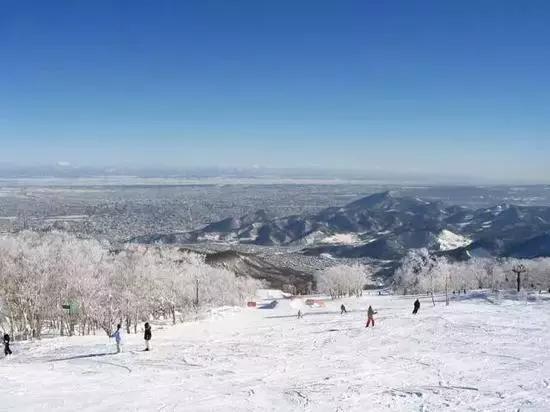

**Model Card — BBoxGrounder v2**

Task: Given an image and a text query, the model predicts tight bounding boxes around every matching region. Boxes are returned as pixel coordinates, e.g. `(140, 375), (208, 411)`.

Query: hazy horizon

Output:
(0, 162), (548, 186)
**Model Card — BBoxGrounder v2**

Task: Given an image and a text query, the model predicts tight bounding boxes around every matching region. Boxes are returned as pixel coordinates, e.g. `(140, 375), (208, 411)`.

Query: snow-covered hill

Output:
(2, 293), (550, 411)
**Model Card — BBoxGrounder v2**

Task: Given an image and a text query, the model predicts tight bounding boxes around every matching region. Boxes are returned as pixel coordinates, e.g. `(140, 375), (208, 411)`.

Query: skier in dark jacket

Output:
(365, 305), (375, 328)
(144, 322), (152, 351)
(3, 333), (12, 356)
(412, 299), (420, 315)
(340, 304), (347, 315)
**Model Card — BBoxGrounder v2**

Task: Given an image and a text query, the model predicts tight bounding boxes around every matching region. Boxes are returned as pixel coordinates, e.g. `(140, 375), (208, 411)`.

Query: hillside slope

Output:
(204, 250), (313, 292)
(2, 293), (549, 411)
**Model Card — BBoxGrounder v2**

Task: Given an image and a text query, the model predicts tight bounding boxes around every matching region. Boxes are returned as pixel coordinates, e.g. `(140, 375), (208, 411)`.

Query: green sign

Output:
(62, 302), (79, 315)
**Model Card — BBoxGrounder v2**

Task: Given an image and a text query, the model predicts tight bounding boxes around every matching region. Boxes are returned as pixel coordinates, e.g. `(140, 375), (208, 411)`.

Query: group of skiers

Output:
(109, 322), (152, 354)
(4, 298), (424, 358)
(2, 323), (153, 358)
(296, 298), (422, 328)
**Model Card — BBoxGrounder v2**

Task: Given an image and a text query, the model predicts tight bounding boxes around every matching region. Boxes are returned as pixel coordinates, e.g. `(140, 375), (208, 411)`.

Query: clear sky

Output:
(1, 1), (549, 182)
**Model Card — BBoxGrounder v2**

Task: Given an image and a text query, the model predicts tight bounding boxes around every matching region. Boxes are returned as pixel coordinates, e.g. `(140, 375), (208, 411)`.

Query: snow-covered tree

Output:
(0, 231), (262, 340)
(315, 264), (371, 298)
(394, 249), (550, 299)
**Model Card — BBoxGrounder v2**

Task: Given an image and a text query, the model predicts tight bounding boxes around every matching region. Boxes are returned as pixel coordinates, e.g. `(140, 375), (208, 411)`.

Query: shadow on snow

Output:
(49, 352), (114, 362)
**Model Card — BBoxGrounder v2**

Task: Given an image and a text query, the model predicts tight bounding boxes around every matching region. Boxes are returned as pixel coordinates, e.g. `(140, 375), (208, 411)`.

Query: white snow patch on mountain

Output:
(198, 233), (222, 241)
(438, 229), (472, 251)
(299, 230), (326, 245)
(321, 233), (360, 244)
(414, 197), (430, 204)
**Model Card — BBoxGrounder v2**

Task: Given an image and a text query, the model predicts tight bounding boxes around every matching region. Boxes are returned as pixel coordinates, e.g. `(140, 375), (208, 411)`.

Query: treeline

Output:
(0, 231), (262, 340)
(394, 248), (550, 297)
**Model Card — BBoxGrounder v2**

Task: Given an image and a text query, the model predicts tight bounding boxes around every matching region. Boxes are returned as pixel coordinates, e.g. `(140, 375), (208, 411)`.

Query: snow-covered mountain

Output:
(131, 191), (550, 260)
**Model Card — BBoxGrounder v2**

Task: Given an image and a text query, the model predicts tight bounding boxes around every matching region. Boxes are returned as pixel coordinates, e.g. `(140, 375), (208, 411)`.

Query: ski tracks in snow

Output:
(2, 294), (550, 411)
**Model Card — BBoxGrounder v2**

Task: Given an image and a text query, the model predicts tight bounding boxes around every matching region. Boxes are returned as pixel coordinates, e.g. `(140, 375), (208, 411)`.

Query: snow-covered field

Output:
(2, 293), (550, 411)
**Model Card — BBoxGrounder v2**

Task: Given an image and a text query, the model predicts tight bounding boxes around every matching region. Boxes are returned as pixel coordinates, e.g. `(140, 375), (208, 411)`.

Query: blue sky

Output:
(0, 1), (549, 182)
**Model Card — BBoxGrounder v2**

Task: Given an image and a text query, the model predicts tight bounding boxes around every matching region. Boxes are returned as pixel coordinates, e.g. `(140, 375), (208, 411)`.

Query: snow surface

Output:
(2, 294), (550, 411)
(437, 229), (472, 251)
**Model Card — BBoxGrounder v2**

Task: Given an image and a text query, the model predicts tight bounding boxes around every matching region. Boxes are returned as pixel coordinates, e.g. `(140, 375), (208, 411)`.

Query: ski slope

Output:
(2, 293), (550, 411)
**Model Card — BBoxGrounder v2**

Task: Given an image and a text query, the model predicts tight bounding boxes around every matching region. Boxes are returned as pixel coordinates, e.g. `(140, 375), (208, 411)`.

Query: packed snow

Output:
(2, 293), (550, 411)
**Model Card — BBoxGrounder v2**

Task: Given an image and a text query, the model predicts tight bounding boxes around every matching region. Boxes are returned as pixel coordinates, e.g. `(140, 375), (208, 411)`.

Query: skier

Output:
(365, 305), (375, 328)
(144, 322), (152, 351)
(412, 299), (420, 315)
(110, 324), (124, 353)
(297, 310), (303, 319)
(340, 304), (347, 315)
(3, 333), (12, 356)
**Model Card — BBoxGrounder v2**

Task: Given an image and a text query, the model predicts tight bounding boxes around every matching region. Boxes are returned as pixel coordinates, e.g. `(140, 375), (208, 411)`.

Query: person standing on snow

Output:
(110, 324), (124, 353)
(412, 299), (420, 315)
(365, 305), (375, 328)
(144, 322), (152, 351)
(3, 333), (12, 356)
(340, 304), (347, 315)
(297, 310), (303, 319)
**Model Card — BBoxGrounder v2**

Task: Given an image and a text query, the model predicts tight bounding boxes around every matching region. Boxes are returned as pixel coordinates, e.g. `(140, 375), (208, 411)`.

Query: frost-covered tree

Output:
(394, 249), (550, 299)
(315, 264), (371, 298)
(394, 248), (441, 305)
(394, 248), (431, 293)
(0, 231), (262, 340)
